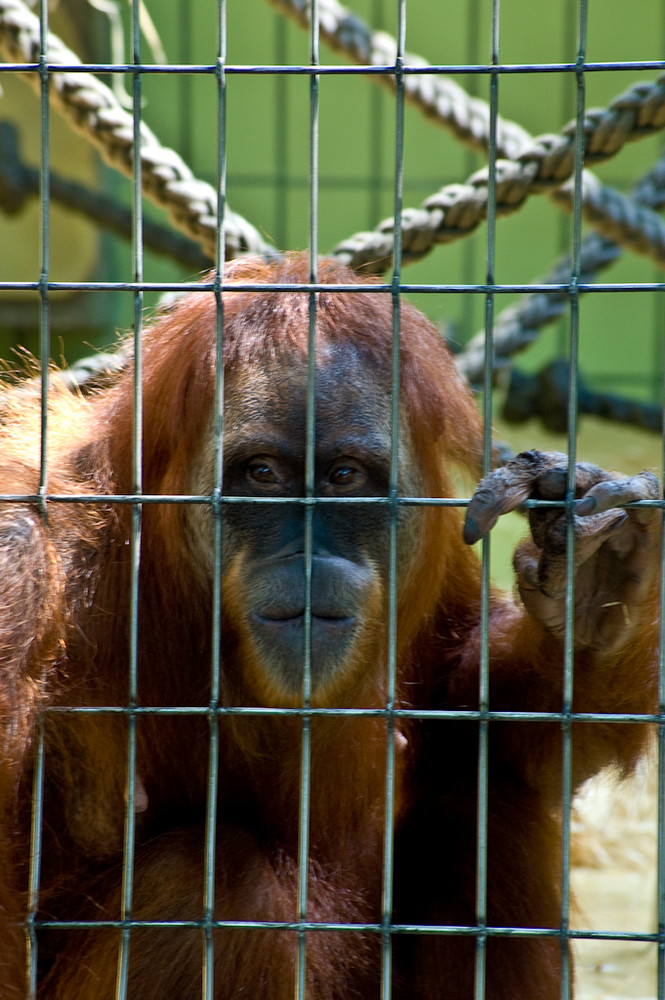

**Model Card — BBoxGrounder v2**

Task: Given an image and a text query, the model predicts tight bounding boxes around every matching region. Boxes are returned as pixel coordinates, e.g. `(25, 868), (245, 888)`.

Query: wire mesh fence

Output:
(0, 1), (664, 999)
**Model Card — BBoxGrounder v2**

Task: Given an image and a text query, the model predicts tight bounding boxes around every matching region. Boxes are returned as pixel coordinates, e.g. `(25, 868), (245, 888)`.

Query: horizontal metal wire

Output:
(1, 494), (661, 515)
(32, 917), (665, 945)
(40, 703), (665, 724)
(3, 280), (665, 296)
(2, 60), (665, 75)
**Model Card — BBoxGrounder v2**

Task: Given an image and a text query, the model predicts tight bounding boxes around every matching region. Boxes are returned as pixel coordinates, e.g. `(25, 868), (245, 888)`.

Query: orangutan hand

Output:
(464, 450), (661, 652)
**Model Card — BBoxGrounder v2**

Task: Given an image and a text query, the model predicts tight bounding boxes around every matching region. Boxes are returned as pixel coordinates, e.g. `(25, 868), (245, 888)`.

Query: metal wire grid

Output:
(1, 0), (664, 998)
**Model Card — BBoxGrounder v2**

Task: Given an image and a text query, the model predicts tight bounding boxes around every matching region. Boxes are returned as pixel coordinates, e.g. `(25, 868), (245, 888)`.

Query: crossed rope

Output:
(271, 0), (665, 274)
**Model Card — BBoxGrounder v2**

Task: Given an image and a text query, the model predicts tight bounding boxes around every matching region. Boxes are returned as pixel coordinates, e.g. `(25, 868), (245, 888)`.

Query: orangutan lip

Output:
(253, 612), (354, 628)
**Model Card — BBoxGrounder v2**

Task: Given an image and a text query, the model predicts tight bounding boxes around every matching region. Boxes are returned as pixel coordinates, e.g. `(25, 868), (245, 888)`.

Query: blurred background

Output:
(1, 1), (663, 390)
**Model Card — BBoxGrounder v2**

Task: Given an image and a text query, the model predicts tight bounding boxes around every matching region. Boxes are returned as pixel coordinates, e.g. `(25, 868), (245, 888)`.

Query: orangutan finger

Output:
(574, 471), (660, 519)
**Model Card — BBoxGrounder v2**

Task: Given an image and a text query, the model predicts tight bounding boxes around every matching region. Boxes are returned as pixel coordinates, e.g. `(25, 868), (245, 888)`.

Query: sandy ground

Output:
(572, 765), (660, 1000)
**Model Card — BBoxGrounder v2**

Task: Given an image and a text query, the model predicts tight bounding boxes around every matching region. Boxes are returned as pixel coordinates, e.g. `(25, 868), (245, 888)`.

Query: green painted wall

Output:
(2, 0), (663, 401)
(118, 0), (665, 402)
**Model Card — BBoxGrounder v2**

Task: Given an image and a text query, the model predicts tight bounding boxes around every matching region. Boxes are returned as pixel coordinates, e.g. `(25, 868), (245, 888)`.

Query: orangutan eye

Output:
(246, 458), (282, 488)
(328, 461), (367, 492)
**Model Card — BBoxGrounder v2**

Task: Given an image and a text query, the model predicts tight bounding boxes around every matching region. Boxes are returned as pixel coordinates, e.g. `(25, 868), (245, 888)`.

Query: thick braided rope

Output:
(0, 0), (274, 262)
(456, 241), (619, 386)
(553, 173), (665, 263)
(273, 0), (665, 369)
(4, 0), (664, 394)
(457, 154), (665, 384)
(268, 0), (665, 273)
(266, 0), (532, 159)
(331, 79), (665, 273)
(5, 0), (665, 277)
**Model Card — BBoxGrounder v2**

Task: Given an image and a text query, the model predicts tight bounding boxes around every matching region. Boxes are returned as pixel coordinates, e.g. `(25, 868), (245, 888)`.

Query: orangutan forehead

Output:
(223, 342), (394, 443)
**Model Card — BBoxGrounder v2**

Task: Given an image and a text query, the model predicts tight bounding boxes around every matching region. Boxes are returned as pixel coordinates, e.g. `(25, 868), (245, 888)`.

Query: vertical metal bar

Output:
(296, 4), (319, 996)
(37, 0), (50, 503)
(178, 0), (193, 165)
(381, 5), (406, 999)
(26, 3), (51, 993)
(475, 5), (500, 999)
(656, 14), (665, 987)
(201, 4), (227, 997)
(116, 0), (144, 994)
(561, 3), (588, 997)
(26, 721), (44, 1000)
(462, 0), (482, 344)
(274, 13), (290, 248)
(556, 0), (577, 359)
(657, 296), (665, 1000)
(368, 0), (385, 229)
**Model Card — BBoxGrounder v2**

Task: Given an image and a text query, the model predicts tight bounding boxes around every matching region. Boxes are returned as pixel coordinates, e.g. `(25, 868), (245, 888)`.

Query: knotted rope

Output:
(458, 153), (665, 385)
(267, 0), (532, 159)
(270, 0), (665, 274)
(0, 0), (273, 262)
(330, 83), (665, 272)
